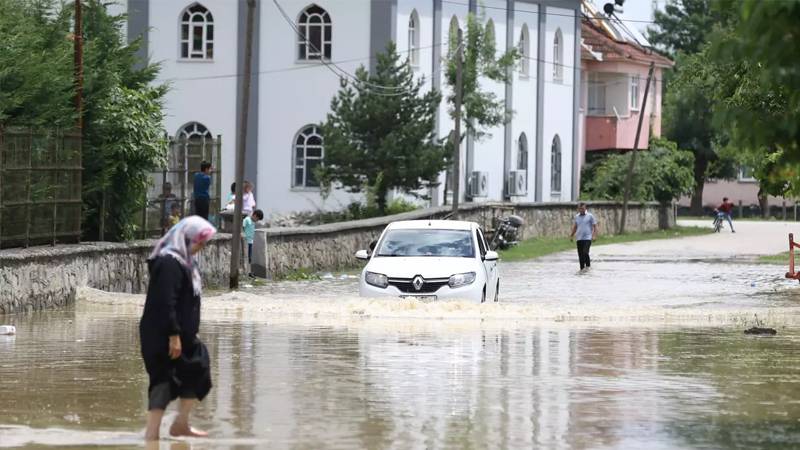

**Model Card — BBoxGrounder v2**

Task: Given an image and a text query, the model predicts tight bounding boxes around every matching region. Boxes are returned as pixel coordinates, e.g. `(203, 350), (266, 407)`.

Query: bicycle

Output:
(712, 211), (725, 233)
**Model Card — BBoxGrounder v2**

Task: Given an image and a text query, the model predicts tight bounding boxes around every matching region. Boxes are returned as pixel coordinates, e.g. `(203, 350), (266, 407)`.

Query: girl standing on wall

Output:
(140, 216), (216, 441)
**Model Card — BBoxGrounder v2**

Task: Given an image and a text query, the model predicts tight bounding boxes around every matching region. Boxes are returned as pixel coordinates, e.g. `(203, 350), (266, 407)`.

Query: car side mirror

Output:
(483, 251), (499, 261)
(355, 250), (370, 261)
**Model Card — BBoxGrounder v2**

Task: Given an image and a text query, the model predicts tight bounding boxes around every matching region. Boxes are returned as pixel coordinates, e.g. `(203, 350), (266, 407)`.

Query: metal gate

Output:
(140, 135), (223, 238)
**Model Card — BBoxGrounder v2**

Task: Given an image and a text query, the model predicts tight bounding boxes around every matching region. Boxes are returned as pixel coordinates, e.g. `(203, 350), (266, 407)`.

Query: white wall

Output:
(149, 0), (240, 202)
(393, 0), (436, 206)
(511, 2), (538, 203)
(258, 0), (369, 215)
(542, 6), (575, 201)
(471, 0), (508, 203)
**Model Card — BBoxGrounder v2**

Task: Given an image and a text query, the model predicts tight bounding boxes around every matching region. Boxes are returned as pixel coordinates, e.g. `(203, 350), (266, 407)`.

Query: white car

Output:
(356, 220), (500, 303)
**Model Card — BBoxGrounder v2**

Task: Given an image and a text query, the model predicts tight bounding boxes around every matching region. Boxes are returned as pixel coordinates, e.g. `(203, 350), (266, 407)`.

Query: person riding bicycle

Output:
(714, 197), (736, 233)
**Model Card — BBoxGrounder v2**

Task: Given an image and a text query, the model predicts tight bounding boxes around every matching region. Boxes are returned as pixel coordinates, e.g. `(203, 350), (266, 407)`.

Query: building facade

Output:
(578, 1), (671, 175)
(110, 0), (582, 216)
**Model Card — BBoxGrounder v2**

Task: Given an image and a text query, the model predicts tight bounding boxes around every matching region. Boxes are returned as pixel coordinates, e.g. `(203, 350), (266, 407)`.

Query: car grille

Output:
(388, 277), (449, 294)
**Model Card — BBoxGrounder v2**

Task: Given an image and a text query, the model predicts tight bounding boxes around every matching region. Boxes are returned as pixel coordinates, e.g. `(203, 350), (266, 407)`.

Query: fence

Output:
(0, 127), (82, 249)
(140, 135), (223, 238)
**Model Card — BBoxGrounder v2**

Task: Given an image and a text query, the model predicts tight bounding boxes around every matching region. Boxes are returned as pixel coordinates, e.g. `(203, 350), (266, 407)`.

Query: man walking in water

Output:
(716, 197), (736, 233)
(570, 202), (598, 270)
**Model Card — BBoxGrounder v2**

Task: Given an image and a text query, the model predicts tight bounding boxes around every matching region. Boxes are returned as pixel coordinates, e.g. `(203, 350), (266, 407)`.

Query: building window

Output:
(408, 10), (420, 67)
(553, 28), (563, 82)
(588, 73), (606, 115)
(551, 135), (562, 193)
(630, 74), (640, 110)
(178, 122), (213, 140)
(519, 24), (530, 77)
(293, 125), (324, 188)
(298, 5), (332, 60)
(180, 3), (214, 60)
(739, 166), (757, 182)
(517, 133), (528, 172)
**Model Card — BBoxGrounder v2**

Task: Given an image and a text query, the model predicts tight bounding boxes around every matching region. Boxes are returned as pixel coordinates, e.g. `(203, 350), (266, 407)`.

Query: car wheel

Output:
(494, 280), (500, 302)
(481, 286), (486, 303)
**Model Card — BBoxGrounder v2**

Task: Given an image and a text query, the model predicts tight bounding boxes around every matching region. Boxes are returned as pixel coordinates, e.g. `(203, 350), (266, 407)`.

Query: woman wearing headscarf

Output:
(140, 216), (216, 441)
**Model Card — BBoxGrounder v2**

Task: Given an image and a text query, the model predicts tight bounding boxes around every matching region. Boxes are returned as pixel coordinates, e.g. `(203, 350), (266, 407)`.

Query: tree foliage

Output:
(318, 43), (447, 213)
(646, 0), (730, 56)
(710, 0), (800, 198)
(581, 139), (695, 206)
(0, 0), (167, 241)
(444, 14), (519, 140)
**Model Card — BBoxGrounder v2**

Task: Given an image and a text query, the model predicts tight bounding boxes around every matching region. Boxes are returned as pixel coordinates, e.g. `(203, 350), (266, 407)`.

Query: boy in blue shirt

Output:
(193, 161), (212, 220)
(243, 209), (264, 277)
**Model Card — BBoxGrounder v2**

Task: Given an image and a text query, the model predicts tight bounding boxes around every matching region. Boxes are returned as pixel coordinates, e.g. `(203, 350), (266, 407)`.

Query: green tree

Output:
(711, 0), (800, 203)
(646, 0), (728, 57)
(445, 14), (519, 140)
(318, 43), (447, 213)
(581, 138), (695, 207)
(0, 0), (167, 241)
(648, 1), (737, 214)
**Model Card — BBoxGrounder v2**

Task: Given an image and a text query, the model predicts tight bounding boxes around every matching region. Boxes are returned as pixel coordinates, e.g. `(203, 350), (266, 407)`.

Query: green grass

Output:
(499, 226), (711, 262)
(758, 252), (790, 264)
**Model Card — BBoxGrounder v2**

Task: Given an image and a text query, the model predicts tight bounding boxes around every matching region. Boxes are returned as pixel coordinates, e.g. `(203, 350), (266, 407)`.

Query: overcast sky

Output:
(590, 0), (666, 34)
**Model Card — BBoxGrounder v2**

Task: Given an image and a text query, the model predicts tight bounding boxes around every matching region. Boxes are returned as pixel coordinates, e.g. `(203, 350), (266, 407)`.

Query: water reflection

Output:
(3, 307), (800, 449)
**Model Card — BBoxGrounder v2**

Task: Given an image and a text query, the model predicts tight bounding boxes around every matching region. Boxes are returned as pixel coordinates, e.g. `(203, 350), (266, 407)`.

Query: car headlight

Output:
(448, 271), (476, 288)
(365, 271), (388, 288)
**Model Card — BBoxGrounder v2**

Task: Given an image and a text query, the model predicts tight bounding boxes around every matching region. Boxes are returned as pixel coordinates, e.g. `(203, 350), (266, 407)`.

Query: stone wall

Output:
(254, 202), (670, 278)
(0, 236), (233, 314)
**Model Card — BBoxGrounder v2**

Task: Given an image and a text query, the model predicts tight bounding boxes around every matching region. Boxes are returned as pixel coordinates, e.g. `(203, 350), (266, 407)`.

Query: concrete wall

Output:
(0, 236), (233, 315)
(254, 201), (670, 278)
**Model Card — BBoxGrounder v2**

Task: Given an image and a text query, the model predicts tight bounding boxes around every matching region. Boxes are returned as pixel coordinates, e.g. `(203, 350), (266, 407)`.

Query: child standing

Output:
(168, 203), (182, 229)
(243, 209), (264, 277)
(242, 181), (256, 215)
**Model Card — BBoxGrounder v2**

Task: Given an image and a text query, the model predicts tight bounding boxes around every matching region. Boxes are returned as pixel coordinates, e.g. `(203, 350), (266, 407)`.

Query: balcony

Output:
(585, 112), (650, 151)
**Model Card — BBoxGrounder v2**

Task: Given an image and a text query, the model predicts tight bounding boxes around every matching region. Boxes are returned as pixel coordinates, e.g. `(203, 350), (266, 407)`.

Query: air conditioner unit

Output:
(469, 171), (489, 198)
(508, 170), (527, 197)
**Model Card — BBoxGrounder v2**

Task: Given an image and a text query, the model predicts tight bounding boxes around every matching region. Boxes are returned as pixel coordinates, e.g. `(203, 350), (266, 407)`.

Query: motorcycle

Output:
(488, 215), (524, 250)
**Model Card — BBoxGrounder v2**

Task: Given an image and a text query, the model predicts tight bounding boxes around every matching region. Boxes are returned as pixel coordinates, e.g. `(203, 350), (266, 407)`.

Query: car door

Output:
(475, 228), (497, 298)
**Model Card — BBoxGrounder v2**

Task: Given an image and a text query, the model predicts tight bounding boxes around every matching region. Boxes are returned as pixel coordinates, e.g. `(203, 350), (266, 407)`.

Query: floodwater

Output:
(3, 243), (800, 449)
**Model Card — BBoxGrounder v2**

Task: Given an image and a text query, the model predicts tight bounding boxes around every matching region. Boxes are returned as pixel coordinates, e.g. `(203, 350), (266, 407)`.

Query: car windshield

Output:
(375, 229), (475, 258)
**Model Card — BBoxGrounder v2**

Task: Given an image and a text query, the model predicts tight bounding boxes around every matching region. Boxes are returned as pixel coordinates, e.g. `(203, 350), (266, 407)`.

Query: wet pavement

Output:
(2, 220), (800, 449)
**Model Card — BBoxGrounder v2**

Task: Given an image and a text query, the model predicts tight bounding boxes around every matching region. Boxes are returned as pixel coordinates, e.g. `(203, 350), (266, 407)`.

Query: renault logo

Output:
(412, 276), (424, 291)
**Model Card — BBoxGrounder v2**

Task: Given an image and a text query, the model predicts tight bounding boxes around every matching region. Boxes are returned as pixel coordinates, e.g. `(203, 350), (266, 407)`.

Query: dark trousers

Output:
(576, 240), (592, 269)
(194, 197), (210, 220)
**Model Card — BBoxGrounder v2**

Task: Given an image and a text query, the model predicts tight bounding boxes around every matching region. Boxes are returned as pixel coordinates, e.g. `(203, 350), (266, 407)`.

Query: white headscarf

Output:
(149, 216), (216, 295)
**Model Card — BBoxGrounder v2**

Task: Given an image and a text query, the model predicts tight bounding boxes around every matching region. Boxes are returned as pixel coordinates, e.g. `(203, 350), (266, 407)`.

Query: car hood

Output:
(366, 256), (479, 279)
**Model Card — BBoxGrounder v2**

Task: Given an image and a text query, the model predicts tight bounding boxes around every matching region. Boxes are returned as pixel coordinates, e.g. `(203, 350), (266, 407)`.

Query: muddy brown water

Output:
(2, 251), (800, 449)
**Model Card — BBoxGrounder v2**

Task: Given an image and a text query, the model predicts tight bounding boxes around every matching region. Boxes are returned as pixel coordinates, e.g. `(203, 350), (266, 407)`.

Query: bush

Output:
(581, 138), (695, 205)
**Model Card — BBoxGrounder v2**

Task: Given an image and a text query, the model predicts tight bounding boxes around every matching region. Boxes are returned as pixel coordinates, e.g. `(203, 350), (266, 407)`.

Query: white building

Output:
(110, 0), (582, 215)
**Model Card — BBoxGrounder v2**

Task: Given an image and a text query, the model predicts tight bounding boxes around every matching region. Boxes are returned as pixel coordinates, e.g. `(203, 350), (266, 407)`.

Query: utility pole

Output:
(619, 62), (655, 234)
(230, 0), (256, 289)
(451, 28), (464, 213)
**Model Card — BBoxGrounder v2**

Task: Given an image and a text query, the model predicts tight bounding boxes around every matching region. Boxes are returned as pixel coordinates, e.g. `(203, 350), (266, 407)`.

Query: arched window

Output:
(553, 28), (563, 82)
(178, 122), (213, 140)
(293, 125), (324, 188)
(298, 5), (332, 60)
(551, 135), (562, 193)
(180, 3), (214, 60)
(408, 10), (420, 67)
(519, 24), (530, 77)
(517, 133), (528, 172)
(485, 19), (496, 56)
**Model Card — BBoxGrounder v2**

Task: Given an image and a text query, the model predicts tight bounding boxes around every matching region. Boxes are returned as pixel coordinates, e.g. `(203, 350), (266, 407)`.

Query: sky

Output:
(589, 0), (666, 34)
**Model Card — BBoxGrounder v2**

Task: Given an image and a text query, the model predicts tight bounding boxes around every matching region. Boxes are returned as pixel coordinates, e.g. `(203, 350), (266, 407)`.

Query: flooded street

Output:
(3, 221), (800, 449)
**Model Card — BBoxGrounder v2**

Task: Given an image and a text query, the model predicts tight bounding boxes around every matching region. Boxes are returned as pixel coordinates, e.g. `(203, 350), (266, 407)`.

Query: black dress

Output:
(139, 255), (212, 410)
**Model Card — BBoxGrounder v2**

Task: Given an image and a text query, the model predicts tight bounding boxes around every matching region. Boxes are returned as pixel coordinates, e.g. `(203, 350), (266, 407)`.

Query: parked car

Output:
(355, 220), (500, 303)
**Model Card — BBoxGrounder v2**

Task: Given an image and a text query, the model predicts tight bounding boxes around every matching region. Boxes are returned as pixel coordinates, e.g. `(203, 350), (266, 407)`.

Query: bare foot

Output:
(169, 423), (209, 438)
